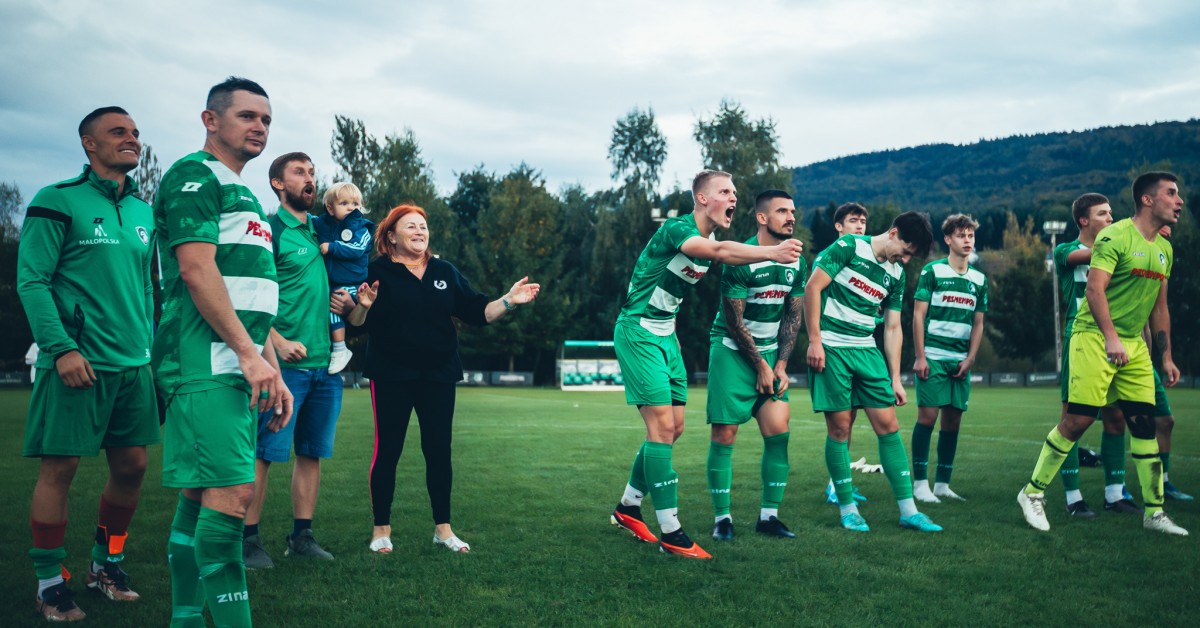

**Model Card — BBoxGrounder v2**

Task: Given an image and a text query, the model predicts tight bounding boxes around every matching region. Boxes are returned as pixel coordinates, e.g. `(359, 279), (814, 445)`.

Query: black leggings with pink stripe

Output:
(369, 380), (456, 526)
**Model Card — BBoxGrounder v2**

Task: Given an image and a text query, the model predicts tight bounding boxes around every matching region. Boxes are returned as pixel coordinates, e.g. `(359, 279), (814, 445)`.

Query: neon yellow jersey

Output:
(1074, 219), (1171, 338)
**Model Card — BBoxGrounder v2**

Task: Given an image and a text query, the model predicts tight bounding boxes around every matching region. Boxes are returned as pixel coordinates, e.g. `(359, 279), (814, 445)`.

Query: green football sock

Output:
(706, 441), (734, 518)
(1130, 437), (1164, 516)
(1026, 427), (1074, 493)
(195, 507), (250, 627)
(1161, 451), (1171, 475)
(627, 442), (649, 495)
(761, 432), (790, 510)
(1059, 441), (1081, 491)
(825, 437), (854, 506)
(29, 546), (67, 581)
(642, 441), (678, 510)
(911, 422), (934, 481)
(168, 494), (205, 628)
(878, 431), (914, 501)
(935, 430), (959, 484)
(1101, 431), (1126, 487)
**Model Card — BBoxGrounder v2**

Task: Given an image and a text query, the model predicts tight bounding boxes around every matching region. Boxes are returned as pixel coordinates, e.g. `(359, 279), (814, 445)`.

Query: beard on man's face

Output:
(284, 188), (314, 212)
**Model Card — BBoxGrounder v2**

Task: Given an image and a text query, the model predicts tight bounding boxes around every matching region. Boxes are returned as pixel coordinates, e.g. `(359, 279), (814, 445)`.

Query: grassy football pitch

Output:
(1, 385), (1198, 626)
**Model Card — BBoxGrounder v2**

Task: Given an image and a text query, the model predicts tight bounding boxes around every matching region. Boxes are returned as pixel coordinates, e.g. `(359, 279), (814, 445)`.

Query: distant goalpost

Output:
(558, 340), (623, 391)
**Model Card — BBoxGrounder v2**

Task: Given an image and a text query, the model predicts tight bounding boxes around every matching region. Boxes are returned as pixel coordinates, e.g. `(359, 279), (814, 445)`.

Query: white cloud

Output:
(2, 0), (1199, 209)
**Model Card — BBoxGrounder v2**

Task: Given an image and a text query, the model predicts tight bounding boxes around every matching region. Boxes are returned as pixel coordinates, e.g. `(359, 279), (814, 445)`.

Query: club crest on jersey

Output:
(434, 280), (447, 290)
(785, 269), (794, 284)
(968, 283), (977, 294)
(341, 228), (353, 241)
(136, 226), (149, 245)
(1159, 252), (1167, 266)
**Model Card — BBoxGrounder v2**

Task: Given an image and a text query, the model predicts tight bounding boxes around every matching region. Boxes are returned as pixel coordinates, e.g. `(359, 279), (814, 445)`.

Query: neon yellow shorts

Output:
(1067, 330), (1154, 407)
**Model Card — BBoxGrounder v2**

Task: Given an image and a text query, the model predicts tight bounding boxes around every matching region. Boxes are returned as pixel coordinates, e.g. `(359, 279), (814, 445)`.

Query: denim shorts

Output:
(256, 367), (344, 462)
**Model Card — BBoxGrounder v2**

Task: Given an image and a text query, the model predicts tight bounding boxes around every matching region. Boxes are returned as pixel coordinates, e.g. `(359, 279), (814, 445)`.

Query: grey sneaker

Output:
(285, 529), (334, 560)
(242, 534), (275, 569)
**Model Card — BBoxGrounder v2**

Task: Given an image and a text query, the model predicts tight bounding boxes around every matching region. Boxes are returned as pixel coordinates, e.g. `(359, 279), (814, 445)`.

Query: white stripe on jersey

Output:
(854, 238), (903, 281)
(639, 316), (675, 336)
(223, 276), (279, 315)
(667, 252), (707, 285)
(746, 284), (792, 304)
(210, 342), (264, 375)
(821, 329), (876, 348)
(745, 319), (781, 341)
(823, 296), (877, 328)
(748, 259), (800, 272)
(722, 336), (779, 352)
(832, 267), (887, 306)
(204, 158), (250, 188)
(219, 211), (273, 252)
(928, 319), (973, 340)
(931, 291), (978, 310)
(932, 263), (985, 284)
(649, 285), (682, 314)
(925, 346), (967, 361)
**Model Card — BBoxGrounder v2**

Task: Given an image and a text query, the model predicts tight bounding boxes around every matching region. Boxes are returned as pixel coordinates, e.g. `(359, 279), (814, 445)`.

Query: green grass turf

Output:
(2, 385), (1200, 626)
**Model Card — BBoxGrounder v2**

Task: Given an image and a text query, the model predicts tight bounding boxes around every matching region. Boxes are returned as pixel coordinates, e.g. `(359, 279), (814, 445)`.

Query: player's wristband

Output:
(502, 297), (517, 311)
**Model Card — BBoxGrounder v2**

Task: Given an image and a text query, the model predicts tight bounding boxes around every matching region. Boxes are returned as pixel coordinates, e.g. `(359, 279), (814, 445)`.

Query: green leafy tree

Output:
(985, 212), (1054, 368)
(457, 165), (572, 372)
(0, 182), (30, 369)
(609, 107), (667, 193)
(133, 143), (162, 205)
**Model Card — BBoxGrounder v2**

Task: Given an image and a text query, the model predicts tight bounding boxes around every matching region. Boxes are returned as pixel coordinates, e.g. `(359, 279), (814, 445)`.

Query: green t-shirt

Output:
(709, 235), (807, 352)
(617, 213), (712, 336)
(812, 234), (904, 348)
(268, 208), (331, 370)
(1053, 239), (1090, 336)
(17, 166), (155, 371)
(913, 258), (988, 362)
(152, 151), (278, 394)
(1074, 219), (1172, 338)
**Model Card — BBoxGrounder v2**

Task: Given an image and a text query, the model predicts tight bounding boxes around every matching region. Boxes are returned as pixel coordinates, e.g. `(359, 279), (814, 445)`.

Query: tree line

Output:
(3, 105), (1199, 381)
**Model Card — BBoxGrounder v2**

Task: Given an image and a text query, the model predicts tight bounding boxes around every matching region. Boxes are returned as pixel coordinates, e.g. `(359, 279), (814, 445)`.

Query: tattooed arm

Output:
(723, 296), (776, 395)
(772, 296), (804, 395)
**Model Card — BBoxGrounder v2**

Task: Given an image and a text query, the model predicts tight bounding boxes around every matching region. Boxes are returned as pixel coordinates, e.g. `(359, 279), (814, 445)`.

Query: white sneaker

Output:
(328, 348), (353, 374)
(1017, 489), (1050, 531)
(933, 483), (966, 501)
(1143, 511), (1189, 536)
(913, 480), (940, 503)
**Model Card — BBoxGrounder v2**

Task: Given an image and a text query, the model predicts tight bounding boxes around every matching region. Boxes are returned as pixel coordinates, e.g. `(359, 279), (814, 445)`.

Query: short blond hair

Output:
(323, 182), (366, 215)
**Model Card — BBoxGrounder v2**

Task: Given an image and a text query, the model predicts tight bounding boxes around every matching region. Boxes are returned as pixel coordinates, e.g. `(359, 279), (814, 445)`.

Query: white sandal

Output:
(369, 536), (393, 553)
(433, 533), (470, 553)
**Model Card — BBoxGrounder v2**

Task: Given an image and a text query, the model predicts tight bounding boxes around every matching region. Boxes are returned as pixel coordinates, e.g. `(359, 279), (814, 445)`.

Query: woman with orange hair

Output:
(347, 204), (539, 554)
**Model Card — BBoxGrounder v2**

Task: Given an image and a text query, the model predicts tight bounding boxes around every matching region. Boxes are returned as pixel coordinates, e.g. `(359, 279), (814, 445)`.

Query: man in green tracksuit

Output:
(19, 106), (157, 621)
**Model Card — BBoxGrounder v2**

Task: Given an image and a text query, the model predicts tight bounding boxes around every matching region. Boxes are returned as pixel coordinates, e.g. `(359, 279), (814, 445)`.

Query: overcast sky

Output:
(3, 0), (1199, 211)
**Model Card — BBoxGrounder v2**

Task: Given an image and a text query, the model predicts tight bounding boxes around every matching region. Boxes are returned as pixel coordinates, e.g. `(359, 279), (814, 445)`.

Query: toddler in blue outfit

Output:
(314, 182), (374, 374)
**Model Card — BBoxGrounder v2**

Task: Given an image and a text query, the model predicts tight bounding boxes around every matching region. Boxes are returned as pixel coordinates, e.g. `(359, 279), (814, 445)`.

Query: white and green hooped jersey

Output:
(1053, 239), (1088, 336)
(617, 214), (711, 336)
(812, 235), (904, 348)
(710, 236), (807, 352)
(913, 258), (988, 362)
(153, 151), (278, 394)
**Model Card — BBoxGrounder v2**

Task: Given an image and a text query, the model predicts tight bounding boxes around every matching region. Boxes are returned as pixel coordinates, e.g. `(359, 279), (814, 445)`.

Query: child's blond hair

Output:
(323, 182), (366, 215)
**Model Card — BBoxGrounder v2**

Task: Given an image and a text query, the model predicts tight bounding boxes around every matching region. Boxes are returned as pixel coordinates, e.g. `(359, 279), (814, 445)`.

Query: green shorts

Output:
(613, 320), (687, 406)
(1067, 331), (1154, 407)
(161, 382), (256, 489)
(809, 345), (893, 412)
(706, 343), (788, 424)
(1153, 369), (1172, 417)
(1060, 333), (1073, 403)
(915, 358), (971, 411)
(23, 364), (159, 457)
